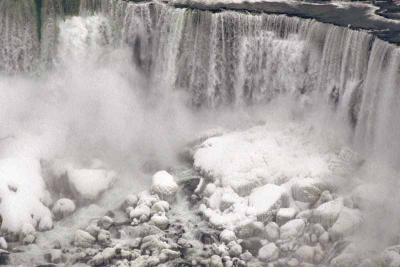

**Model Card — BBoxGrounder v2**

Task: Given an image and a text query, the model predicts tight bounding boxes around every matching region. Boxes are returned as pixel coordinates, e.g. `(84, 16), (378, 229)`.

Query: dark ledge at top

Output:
(170, 0), (400, 44)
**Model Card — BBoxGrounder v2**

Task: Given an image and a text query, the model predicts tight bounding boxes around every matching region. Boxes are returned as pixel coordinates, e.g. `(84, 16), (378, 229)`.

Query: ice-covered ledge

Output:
(169, 0), (400, 44)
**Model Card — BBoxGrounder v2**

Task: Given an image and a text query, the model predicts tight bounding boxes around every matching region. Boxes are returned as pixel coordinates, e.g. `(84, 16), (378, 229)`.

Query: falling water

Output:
(1, 0), (400, 163)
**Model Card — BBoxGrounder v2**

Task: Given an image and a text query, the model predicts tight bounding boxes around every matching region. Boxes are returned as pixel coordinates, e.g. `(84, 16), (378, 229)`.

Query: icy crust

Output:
(0, 157), (52, 232)
(194, 123), (334, 196)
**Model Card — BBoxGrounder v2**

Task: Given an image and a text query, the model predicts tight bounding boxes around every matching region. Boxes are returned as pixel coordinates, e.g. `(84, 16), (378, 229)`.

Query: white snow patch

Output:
(248, 184), (288, 221)
(194, 123), (334, 195)
(0, 157), (52, 232)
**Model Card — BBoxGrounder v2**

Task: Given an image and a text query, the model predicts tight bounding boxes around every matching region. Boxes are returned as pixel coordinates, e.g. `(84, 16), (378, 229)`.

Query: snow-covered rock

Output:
(220, 188), (241, 211)
(98, 216), (113, 230)
(89, 247), (116, 266)
(0, 238), (7, 250)
(210, 255), (223, 267)
(150, 214), (169, 230)
(264, 222), (280, 241)
(38, 215), (53, 231)
(151, 171), (178, 203)
(98, 229), (112, 246)
(291, 178), (322, 203)
(0, 157), (52, 232)
(276, 208), (297, 225)
(52, 198), (76, 220)
(151, 201), (170, 214)
(228, 241), (242, 257)
(68, 168), (116, 200)
(248, 184), (288, 222)
(220, 229), (237, 244)
(46, 249), (62, 264)
(280, 219), (306, 240)
(203, 183), (217, 197)
(310, 197), (344, 228)
(137, 191), (159, 207)
(74, 230), (96, 248)
(258, 243), (279, 262)
(130, 205), (151, 220)
(21, 222), (35, 236)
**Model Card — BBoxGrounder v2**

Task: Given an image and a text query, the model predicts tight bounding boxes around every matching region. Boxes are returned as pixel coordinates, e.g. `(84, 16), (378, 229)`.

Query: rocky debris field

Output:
(1, 123), (400, 266)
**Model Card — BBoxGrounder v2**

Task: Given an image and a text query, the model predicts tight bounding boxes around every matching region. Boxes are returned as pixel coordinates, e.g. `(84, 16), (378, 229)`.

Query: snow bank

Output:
(0, 157), (52, 232)
(194, 123), (333, 196)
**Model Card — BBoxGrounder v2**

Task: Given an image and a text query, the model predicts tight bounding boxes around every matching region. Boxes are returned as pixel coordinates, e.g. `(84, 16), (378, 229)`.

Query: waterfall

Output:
(1, 0), (400, 165)
(0, 0), (39, 73)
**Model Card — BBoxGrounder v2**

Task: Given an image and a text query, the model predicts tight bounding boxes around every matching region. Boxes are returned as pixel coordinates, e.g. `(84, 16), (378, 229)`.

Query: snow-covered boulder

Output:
(0, 157), (52, 232)
(150, 214), (169, 230)
(291, 178), (322, 203)
(68, 168), (116, 200)
(220, 188), (241, 211)
(310, 198), (344, 228)
(276, 208), (297, 226)
(151, 201), (170, 214)
(137, 191), (159, 207)
(151, 171), (178, 203)
(98, 229), (112, 246)
(258, 243), (279, 262)
(210, 255), (223, 267)
(129, 205), (151, 220)
(0, 238), (7, 250)
(328, 207), (363, 241)
(228, 241), (242, 257)
(74, 230), (96, 248)
(248, 184), (289, 222)
(280, 219), (306, 240)
(98, 216), (113, 230)
(38, 215), (53, 231)
(220, 229), (236, 244)
(264, 222), (280, 241)
(52, 198), (76, 220)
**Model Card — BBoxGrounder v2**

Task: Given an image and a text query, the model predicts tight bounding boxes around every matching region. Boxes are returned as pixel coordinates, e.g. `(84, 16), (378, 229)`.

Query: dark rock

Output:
(198, 230), (219, 245)
(240, 238), (263, 256)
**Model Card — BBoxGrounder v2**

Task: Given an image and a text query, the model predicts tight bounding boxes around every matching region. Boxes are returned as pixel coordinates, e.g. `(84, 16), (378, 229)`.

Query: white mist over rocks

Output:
(0, 0), (400, 266)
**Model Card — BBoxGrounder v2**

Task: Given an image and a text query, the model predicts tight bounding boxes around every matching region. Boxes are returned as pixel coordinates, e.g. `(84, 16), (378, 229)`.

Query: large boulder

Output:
(52, 198), (76, 220)
(280, 219), (306, 240)
(258, 243), (279, 262)
(276, 208), (297, 226)
(151, 171), (178, 203)
(310, 198), (344, 228)
(74, 230), (96, 248)
(291, 178), (322, 204)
